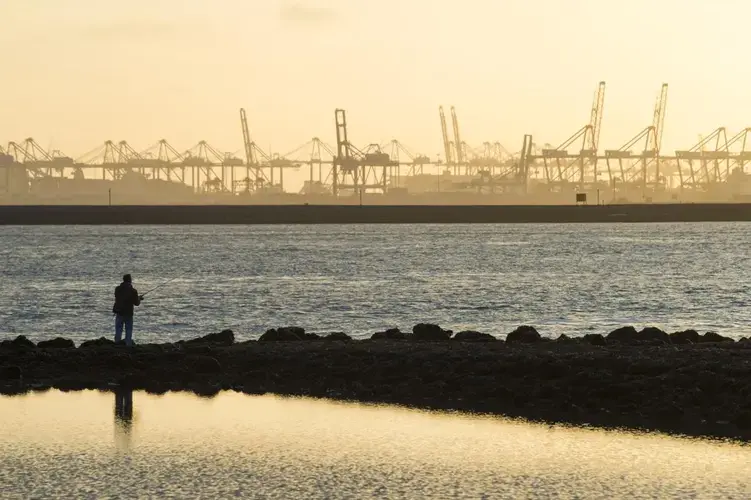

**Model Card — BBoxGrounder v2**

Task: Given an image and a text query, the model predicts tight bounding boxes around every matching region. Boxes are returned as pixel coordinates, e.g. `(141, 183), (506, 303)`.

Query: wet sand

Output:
(1, 325), (750, 441)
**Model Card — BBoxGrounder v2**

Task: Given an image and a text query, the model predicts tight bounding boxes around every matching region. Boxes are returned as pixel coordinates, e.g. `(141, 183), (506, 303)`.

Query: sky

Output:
(2, 0), (751, 173)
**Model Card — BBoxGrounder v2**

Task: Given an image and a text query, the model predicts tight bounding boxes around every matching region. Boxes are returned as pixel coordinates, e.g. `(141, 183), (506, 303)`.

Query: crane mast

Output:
(588, 81), (606, 153)
(439, 106), (452, 171)
(240, 108), (258, 189)
(450, 106), (463, 174)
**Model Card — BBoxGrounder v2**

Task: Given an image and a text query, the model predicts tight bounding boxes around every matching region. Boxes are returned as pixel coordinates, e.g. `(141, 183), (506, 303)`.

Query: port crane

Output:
(536, 81), (606, 190)
(332, 108), (397, 196)
(605, 83), (669, 196)
(676, 128), (730, 190)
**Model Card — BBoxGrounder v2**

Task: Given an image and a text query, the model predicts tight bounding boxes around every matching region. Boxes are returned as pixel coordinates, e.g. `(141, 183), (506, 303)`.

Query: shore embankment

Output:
(2, 324), (750, 441)
(5, 203), (751, 224)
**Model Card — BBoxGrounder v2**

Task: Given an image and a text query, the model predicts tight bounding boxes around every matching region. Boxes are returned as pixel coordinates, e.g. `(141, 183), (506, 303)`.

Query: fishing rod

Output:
(141, 277), (179, 298)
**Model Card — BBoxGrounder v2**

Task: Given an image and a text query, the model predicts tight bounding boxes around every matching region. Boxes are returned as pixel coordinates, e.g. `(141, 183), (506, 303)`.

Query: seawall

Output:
(3, 203), (751, 224)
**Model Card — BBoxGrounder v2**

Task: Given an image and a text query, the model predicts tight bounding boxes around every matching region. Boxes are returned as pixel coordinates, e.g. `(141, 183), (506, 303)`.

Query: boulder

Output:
(0, 365), (21, 380)
(411, 323), (452, 341)
(506, 325), (541, 344)
(555, 334), (573, 343)
(80, 337), (116, 348)
(325, 332), (352, 341)
(583, 333), (606, 346)
(188, 355), (222, 374)
(371, 328), (406, 340)
(259, 327), (304, 341)
(304, 333), (322, 340)
(637, 327), (669, 343)
(0, 336), (36, 350)
(185, 329), (235, 346)
(670, 330), (701, 345)
(453, 331), (496, 342)
(700, 331), (733, 343)
(606, 326), (638, 343)
(37, 337), (75, 349)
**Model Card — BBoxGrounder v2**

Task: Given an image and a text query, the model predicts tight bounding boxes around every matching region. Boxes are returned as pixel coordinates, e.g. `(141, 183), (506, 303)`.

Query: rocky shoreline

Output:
(2, 324), (751, 441)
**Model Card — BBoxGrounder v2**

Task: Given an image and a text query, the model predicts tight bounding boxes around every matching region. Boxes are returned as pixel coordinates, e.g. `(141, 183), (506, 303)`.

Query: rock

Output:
(583, 333), (606, 346)
(740, 337), (750, 343)
(700, 331), (733, 343)
(670, 330), (701, 345)
(325, 332), (352, 341)
(188, 355), (222, 374)
(412, 323), (452, 341)
(371, 328), (406, 340)
(304, 333), (322, 340)
(0, 365), (21, 380)
(0, 336), (36, 350)
(259, 327), (304, 341)
(556, 334), (573, 343)
(185, 329), (234, 346)
(506, 325), (541, 344)
(606, 326), (638, 342)
(453, 331), (496, 342)
(37, 337), (75, 349)
(80, 337), (116, 348)
(636, 327), (670, 343)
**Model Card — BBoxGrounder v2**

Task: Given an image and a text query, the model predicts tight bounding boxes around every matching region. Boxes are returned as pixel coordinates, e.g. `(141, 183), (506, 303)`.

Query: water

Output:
(0, 390), (748, 498)
(2, 223), (751, 344)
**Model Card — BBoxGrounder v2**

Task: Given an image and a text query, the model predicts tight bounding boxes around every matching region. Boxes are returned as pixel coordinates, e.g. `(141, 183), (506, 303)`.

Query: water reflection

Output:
(0, 390), (749, 498)
(113, 388), (133, 451)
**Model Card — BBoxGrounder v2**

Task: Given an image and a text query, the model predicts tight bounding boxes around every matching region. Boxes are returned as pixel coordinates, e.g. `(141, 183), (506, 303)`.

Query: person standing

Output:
(113, 274), (143, 346)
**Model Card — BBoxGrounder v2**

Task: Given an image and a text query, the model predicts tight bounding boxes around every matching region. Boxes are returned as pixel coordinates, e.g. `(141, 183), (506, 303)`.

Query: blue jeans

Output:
(114, 315), (134, 346)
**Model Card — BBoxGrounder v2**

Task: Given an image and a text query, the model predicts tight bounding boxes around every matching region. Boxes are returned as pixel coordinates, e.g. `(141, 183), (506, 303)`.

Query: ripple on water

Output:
(2, 222), (751, 343)
(0, 391), (749, 498)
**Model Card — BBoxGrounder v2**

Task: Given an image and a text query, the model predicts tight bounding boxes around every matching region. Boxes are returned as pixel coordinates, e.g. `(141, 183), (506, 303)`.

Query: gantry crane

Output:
(279, 137), (336, 193)
(676, 128), (730, 190)
(332, 108), (397, 196)
(379, 140), (433, 188)
(137, 139), (186, 183)
(240, 108), (269, 191)
(183, 140), (242, 193)
(605, 83), (668, 195)
(7, 138), (73, 178)
(536, 81), (606, 190)
(74, 140), (129, 180)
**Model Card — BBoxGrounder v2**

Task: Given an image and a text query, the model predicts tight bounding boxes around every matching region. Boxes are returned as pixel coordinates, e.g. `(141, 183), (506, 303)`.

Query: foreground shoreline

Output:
(5, 203), (751, 224)
(2, 325), (751, 441)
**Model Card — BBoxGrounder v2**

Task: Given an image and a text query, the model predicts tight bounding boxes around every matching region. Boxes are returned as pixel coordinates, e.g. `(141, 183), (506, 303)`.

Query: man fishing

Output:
(113, 274), (143, 346)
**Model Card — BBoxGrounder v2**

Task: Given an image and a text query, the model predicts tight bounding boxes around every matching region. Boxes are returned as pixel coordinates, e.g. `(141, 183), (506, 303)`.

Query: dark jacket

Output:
(113, 282), (141, 317)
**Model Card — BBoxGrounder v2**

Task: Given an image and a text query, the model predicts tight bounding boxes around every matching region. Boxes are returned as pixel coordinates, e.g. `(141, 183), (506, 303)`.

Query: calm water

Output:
(0, 390), (748, 498)
(1, 223), (751, 344)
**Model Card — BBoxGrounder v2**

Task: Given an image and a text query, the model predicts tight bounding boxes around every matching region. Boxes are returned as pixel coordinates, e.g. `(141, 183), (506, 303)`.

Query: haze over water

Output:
(1, 222), (750, 343)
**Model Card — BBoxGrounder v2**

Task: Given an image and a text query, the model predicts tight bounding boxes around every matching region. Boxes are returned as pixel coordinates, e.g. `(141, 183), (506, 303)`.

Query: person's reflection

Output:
(114, 387), (134, 451)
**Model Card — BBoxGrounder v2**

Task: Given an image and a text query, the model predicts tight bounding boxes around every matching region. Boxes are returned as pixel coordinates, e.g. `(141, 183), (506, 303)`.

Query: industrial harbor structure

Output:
(3, 82), (751, 205)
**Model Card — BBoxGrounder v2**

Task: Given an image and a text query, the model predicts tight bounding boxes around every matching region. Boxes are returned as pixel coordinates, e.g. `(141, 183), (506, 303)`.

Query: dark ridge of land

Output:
(4, 203), (751, 225)
(2, 325), (751, 441)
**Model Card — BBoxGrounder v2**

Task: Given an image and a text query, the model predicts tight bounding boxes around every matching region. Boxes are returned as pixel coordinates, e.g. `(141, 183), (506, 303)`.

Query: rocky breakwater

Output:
(1, 324), (751, 441)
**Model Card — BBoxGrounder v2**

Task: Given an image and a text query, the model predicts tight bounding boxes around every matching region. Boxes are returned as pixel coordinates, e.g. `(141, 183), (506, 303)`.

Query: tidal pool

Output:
(0, 390), (749, 499)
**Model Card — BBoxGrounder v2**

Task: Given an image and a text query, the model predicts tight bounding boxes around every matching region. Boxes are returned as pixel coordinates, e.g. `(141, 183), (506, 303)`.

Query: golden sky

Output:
(2, 0), (750, 162)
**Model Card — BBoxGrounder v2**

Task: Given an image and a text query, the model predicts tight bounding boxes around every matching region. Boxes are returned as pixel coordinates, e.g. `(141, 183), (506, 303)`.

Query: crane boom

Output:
(439, 106), (452, 167)
(651, 83), (668, 154)
(450, 106), (464, 166)
(240, 108), (256, 167)
(588, 81), (606, 151)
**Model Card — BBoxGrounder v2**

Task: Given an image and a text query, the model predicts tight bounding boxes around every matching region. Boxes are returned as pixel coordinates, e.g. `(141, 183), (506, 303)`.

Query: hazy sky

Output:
(2, 0), (751, 164)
